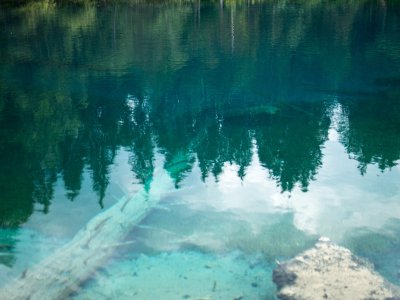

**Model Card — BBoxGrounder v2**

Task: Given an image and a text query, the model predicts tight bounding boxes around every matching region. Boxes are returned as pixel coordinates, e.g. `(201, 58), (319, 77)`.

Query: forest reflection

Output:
(0, 0), (399, 227)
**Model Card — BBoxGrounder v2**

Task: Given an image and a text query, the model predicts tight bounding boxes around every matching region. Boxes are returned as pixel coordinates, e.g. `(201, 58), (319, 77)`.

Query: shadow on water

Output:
(344, 219), (400, 285)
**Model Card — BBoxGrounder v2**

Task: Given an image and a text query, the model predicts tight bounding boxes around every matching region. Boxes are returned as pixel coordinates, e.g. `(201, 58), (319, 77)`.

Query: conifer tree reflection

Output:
(338, 91), (400, 174)
(0, 0), (399, 229)
(255, 103), (330, 192)
(120, 94), (155, 188)
(193, 109), (254, 181)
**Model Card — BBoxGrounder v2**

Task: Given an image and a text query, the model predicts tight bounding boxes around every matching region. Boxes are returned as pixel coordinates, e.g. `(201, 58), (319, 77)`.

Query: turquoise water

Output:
(0, 0), (400, 298)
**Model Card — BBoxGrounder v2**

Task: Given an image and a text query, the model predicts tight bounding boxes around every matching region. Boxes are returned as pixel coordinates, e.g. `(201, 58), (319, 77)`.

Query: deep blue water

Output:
(0, 1), (400, 298)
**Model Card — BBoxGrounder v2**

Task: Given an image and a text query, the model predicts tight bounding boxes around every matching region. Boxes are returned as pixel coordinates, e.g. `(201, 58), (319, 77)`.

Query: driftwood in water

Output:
(0, 168), (174, 300)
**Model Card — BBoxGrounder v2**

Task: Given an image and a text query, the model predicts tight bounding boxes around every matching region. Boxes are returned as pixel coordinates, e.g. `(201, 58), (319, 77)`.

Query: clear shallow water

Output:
(0, 0), (400, 298)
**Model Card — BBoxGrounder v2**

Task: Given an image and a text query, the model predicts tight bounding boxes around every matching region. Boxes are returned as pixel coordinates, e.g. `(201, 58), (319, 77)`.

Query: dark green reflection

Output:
(338, 89), (400, 174)
(0, 0), (399, 227)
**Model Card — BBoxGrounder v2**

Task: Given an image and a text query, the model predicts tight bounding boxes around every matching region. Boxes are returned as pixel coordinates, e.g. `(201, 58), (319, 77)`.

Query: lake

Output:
(0, 0), (400, 299)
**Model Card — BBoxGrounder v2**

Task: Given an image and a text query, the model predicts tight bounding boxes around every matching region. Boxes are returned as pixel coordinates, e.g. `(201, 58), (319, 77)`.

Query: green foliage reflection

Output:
(0, 0), (399, 227)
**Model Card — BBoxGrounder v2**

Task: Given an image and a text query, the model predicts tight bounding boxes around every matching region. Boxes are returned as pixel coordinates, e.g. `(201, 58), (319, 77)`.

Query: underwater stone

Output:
(272, 265), (297, 290)
(273, 237), (400, 300)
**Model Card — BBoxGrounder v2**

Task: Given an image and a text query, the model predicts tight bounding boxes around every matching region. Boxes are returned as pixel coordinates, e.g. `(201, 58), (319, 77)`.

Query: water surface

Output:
(0, 1), (400, 298)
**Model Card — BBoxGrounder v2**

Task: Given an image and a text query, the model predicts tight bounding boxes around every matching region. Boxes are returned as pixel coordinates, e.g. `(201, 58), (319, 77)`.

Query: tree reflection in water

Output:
(0, 0), (399, 230)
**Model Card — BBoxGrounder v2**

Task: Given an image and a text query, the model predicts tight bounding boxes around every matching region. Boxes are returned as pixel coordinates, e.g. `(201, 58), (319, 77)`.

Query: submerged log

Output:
(273, 237), (400, 300)
(0, 167), (175, 300)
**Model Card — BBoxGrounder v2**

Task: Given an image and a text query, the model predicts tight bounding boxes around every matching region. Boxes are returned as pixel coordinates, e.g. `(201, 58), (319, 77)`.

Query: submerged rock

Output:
(273, 237), (400, 300)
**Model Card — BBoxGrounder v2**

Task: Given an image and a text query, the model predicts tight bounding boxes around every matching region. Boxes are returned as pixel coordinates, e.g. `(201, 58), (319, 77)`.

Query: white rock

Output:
(273, 239), (400, 300)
